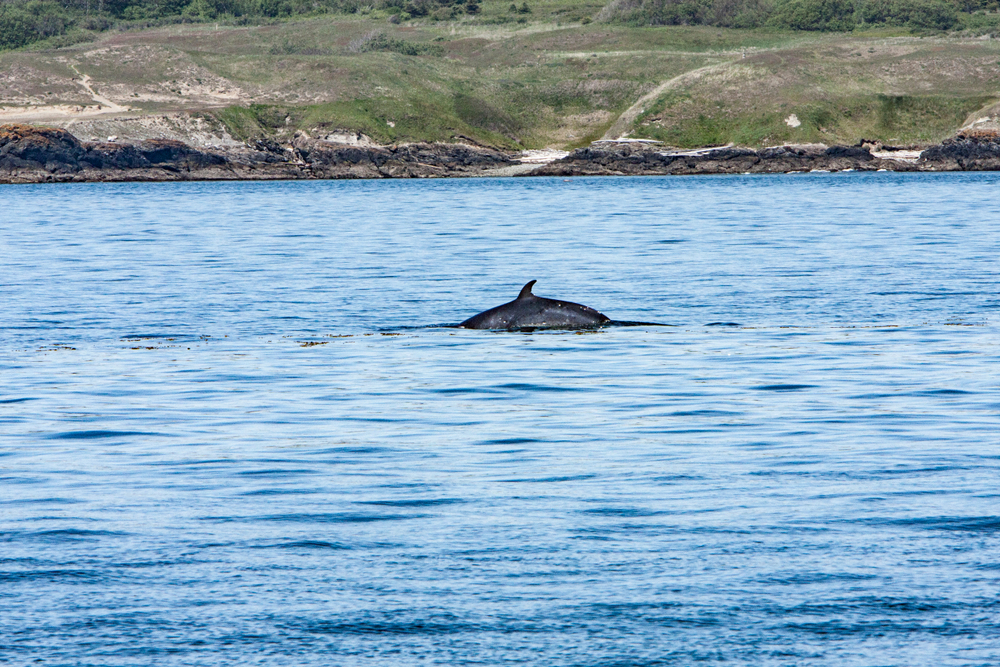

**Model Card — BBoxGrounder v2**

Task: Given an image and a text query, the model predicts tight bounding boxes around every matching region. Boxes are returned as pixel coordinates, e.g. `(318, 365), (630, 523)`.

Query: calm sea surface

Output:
(2, 173), (999, 666)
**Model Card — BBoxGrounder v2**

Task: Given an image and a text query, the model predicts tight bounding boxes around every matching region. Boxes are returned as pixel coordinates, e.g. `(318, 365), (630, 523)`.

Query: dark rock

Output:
(920, 132), (1000, 170)
(824, 145), (873, 160)
(139, 139), (226, 169)
(81, 143), (150, 169)
(289, 135), (513, 178)
(0, 124), (86, 172)
(532, 142), (888, 177)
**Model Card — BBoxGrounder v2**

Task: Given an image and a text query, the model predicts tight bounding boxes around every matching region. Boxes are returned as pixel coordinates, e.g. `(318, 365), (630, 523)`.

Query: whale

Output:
(458, 280), (611, 330)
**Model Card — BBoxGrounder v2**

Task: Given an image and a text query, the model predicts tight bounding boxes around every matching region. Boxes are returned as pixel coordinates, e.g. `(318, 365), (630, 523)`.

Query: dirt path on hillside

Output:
(70, 64), (130, 114)
(602, 62), (733, 141)
(0, 63), (132, 124)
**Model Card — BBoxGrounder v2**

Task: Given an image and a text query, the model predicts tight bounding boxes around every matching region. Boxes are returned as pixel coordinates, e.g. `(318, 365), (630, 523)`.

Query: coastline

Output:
(3, 124), (1000, 184)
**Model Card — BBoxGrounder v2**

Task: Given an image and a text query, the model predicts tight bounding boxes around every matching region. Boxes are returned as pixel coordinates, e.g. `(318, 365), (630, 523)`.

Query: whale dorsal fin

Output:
(518, 280), (537, 299)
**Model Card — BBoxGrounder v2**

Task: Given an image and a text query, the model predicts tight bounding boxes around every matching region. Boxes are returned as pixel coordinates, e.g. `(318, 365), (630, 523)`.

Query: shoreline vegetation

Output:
(3, 122), (1000, 183)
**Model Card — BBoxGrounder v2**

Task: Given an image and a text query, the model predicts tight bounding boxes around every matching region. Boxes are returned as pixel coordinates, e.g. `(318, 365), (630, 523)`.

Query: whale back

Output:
(459, 280), (610, 330)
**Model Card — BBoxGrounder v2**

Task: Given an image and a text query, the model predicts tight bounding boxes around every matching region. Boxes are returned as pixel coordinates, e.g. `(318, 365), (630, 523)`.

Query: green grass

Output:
(217, 94), (525, 148)
(635, 92), (994, 147)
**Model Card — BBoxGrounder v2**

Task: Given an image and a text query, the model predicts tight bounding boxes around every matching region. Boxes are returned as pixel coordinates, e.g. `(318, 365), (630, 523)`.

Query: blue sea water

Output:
(1, 173), (999, 666)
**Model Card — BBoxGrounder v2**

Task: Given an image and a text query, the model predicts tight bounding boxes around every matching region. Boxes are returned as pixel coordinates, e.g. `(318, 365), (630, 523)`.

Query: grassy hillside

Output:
(2, 4), (1000, 149)
(630, 38), (1000, 146)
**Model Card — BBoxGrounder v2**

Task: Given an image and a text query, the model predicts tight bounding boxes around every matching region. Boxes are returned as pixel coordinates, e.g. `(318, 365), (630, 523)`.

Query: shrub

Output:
(596, 0), (775, 27)
(595, 0), (961, 29)
(0, 10), (38, 49)
(0, 1), (73, 49)
(898, 0), (958, 28)
(768, 0), (856, 29)
(856, 0), (957, 28)
(709, 0), (773, 27)
(349, 30), (444, 54)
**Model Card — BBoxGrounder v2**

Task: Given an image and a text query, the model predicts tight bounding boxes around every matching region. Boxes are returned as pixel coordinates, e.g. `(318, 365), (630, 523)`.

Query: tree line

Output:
(595, 0), (997, 30)
(0, 0), (365, 50)
(2, 0), (997, 52)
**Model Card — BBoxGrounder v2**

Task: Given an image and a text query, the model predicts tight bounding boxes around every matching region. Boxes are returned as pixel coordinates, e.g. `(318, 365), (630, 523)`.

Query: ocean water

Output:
(1, 173), (998, 666)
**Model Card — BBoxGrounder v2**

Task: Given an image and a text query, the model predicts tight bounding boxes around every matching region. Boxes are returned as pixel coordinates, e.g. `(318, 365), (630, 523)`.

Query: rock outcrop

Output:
(918, 130), (1000, 171)
(0, 124), (88, 173)
(529, 141), (911, 177)
(0, 124), (515, 183)
(290, 135), (515, 178)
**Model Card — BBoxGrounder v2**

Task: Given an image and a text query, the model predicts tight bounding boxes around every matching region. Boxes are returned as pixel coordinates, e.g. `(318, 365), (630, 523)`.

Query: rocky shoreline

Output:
(532, 133), (1000, 177)
(3, 123), (1000, 184)
(0, 124), (517, 183)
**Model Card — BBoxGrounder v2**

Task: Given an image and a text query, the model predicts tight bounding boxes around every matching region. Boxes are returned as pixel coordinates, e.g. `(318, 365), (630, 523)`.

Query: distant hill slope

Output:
(2, 8), (999, 149)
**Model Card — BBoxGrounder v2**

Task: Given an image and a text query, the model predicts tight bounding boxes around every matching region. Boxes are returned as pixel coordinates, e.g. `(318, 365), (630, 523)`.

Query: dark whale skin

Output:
(459, 280), (611, 330)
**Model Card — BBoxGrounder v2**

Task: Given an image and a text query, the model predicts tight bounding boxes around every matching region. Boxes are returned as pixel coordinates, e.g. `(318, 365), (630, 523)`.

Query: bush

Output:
(768, 0), (855, 29)
(596, 0), (775, 28)
(349, 30), (444, 54)
(403, 0), (433, 15)
(898, 0), (958, 27)
(857, 0), (957, 28)
(0, 10), (38, 49)
(595, 0), (958, 29)
(0, 1), (73, 49)
(958, 9), (1000, 31)
(709, 0), (773, 26)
